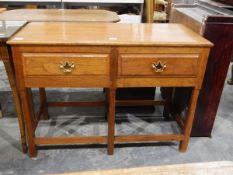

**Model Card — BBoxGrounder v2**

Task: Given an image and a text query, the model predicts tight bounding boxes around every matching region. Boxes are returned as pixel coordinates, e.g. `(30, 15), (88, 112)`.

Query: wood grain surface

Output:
(23, 53), (110, 76)
(118, 53), (199, 76)
(0, 9), (120, 22)
(9, 23), (212, 157)
(7, 22), (213, 47)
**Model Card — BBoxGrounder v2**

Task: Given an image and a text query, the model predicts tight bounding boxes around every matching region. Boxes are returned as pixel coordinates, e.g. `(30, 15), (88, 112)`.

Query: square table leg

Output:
(19, 88), (37, 157)
(179, 88), (200, 152)
(0, 104), (2, 118)
(107, 88), (116, 155)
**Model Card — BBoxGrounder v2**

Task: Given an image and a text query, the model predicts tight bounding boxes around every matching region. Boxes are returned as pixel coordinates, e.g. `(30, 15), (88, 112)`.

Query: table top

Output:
(0, 0), (143, 2)
(0, 0), (60, 1)
(62, 0), (144, 3)
(0, 9), (120, 23)
(8, 22), (213, 47)
(0, 21), (26, 41)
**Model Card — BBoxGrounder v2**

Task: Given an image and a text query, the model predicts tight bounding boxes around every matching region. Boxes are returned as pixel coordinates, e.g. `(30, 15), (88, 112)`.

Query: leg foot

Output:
(227, 79), (233, 85)
(179, 89), (199, 153)
(29, 148), (38, 158)
(107, 148), (114, 155)
(20, 89), (37, 158)
(0, 109), (2, 118)
(227, 64), (233, 85)
(179, 140), (188, 152)
(22, 143), (28, 154)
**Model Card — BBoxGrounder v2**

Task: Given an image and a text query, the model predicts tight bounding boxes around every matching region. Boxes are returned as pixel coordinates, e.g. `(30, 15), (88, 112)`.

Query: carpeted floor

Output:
(0, 61), (233, 175)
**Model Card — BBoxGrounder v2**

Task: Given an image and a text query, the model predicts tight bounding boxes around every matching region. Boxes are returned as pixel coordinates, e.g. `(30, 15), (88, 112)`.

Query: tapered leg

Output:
(39, 88), (49, 120)
(179, 88), (199, 152)
(3, 60), (27, 153)
(20, 88), (37, 157)
(107, 88), (116, 155)
(227, 64), (233, 85)
(0, 104), (2, 118)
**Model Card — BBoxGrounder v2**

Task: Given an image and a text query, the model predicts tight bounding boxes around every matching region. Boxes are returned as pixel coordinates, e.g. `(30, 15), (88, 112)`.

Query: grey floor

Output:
(0, 63), (233, 175)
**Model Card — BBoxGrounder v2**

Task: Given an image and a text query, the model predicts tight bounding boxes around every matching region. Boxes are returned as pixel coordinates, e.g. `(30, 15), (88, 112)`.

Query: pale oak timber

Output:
(0, 9), (120, 23)
(35, 136), (107, 145)
(115, 134), (184, 142)
(118, 54), (199, 76)
(180, 89), (200, 152)
(8, 23), (211, 47)
(8, 23), (212, 157)
(23, 53), (110, 76)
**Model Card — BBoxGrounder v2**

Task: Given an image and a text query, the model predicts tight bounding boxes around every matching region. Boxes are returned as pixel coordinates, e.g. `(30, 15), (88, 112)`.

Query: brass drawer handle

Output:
(152, 61), (166, 73)
(59, 62), (75, 73)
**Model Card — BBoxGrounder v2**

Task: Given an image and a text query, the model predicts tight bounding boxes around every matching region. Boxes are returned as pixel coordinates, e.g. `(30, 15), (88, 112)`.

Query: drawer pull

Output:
(152, 61), (166, 73)
(59, 62), (75, 73)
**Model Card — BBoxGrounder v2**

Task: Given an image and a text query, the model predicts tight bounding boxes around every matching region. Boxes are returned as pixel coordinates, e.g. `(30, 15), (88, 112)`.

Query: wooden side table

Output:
(8, 22), (212, 157)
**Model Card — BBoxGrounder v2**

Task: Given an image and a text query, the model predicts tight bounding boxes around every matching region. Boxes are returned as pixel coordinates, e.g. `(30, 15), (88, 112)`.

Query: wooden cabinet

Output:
(170, 1), (233, 136)
(8, 22), (212, 157)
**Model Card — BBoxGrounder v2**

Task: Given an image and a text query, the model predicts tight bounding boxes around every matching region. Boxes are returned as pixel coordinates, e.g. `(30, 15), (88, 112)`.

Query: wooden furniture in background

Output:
(0, 102), (1, 118)
(0, 9), (120, 22)
(0, 9), (119, 154)
(25, 5), (38, 9)
(144, 0), (172, 23)
(0, 8), (6, 118)
(0, 20), (27, 151)
(227, 61), (233, 84)
(0, 8), (6, 13)
(169, 0), (233, 136)
(8, 22), (212, 157)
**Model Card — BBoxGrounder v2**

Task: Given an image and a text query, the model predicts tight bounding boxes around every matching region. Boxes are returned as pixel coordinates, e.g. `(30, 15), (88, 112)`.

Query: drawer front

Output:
(118, 54), (199, 76)
(23, 53), (110, 76)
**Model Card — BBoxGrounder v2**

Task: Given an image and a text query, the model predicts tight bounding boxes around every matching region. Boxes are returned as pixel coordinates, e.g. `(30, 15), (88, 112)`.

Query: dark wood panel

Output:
(192, 16), (233, 136)
(169, 16), (233, 136)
